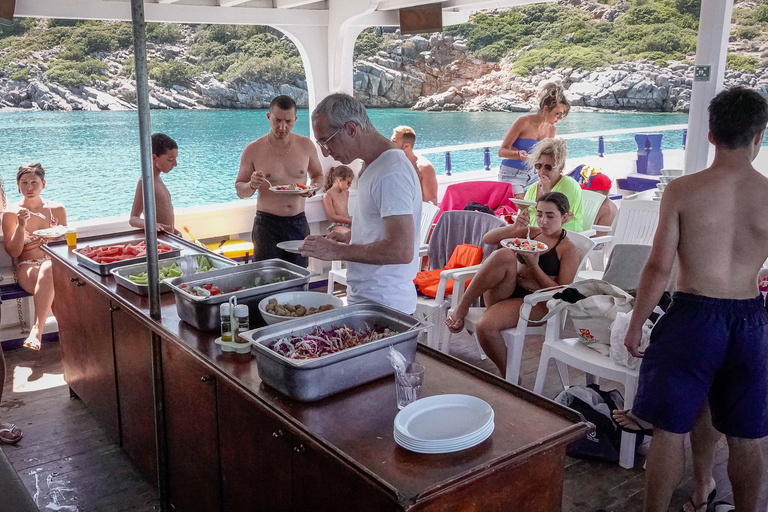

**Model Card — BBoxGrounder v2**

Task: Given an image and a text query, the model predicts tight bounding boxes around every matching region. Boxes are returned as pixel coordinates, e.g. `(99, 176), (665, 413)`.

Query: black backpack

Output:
(556, 384), (626, 462)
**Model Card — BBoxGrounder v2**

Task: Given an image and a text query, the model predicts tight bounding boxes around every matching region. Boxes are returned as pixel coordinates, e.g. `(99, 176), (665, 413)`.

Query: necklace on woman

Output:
(267, 132), (292, 154)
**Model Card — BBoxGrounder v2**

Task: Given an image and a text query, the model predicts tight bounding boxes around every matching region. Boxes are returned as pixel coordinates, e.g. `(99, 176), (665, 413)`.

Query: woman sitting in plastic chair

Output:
(2, 163), (67, 351)
(445, 191), (580, 377)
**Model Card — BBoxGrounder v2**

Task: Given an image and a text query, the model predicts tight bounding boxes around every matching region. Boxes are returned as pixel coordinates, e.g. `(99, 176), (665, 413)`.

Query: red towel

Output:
(437, 181), (517, 223)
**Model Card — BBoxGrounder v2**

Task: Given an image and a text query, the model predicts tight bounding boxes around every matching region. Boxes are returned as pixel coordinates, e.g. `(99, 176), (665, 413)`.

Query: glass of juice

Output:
(65, 227), (77, 247)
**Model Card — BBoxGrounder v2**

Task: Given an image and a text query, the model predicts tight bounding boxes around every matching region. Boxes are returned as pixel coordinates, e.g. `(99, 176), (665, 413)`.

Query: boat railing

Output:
(416, 124), (689, 175)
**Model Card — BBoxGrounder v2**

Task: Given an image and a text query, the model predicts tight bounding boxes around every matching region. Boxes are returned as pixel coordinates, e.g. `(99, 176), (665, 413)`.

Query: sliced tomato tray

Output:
(74, 240), (182, 275)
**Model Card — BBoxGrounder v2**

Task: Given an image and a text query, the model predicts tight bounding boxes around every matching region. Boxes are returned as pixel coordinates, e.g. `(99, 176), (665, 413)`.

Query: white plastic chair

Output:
(414, 211), (506, 350)
(327, 202), (439, 294)
(578, 199), (660, 280)
(531, 297), (640, 469)
(447, 230), (596, 384)
(580, 189), (607, 236)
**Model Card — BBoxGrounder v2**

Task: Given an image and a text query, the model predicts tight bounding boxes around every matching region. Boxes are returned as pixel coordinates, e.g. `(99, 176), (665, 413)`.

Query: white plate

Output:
(500, 238), (549, 254)
(269, 185), (319, 195)
(509, 198), (536, 208)
(394, 420), (494, 449)
(33, 226), (68, 238)
(276, 240), (305, 254)
(394, 422), (495, 454)
(394, 394), (494, 443)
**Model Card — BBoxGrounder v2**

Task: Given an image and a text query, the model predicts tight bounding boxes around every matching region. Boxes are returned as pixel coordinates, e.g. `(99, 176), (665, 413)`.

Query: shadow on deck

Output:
(1, 329), (766, 512)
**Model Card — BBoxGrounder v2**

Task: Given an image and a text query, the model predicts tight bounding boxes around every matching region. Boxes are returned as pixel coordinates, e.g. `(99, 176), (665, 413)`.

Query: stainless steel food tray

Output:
(75, 239), (182, 276)
(241, 303), (422, 402)
(110, 252), (237, 296)
(165, 259), (312, 332)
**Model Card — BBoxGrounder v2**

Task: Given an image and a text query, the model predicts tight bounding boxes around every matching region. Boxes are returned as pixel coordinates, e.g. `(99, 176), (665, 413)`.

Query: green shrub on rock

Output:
(147, 23), (184, 45)
(148, 59), (198, 88)
(45, 58), (108, 87)
(726, 54), (759, 73)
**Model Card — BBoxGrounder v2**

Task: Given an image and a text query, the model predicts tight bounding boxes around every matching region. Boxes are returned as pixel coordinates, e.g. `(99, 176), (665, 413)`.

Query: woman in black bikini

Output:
(445, 192), (580, 378)
(2, 163), (67, 352)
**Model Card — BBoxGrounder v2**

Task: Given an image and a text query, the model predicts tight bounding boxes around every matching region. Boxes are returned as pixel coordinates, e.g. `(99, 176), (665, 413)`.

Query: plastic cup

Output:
(395, 362), (425, 409)
(65, 228), (77, 247)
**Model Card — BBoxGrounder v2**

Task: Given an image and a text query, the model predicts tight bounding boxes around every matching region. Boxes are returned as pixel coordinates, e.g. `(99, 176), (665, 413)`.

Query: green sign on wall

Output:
(694, 65), (711, 82)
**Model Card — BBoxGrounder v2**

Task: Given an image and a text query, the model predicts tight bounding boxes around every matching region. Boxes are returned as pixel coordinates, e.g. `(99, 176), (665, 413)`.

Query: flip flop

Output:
(681, 489), (716, 512)
(0, 424), (23, 445)
(711, 501), (734, 512)
(612, 410), (654, 437)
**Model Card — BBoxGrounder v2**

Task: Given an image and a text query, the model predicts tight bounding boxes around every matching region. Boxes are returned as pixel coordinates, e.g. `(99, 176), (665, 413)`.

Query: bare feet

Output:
(612, 409), (653, 435)
(23, 330), (42, 351)
(0, 420), (23, 444)
(445, 309), (467, 334)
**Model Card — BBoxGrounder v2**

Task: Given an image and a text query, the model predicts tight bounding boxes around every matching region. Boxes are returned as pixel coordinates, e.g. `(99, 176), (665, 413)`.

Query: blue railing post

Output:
(682, 128), (687, 149)
(483, 147), (491, 170)
(598, 136), (605, 157)
(445, 151), (452, 176)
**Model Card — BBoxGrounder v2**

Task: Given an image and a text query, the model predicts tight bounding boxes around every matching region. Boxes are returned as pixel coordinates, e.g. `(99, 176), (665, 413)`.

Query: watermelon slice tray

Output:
(74, 239), (183, 275)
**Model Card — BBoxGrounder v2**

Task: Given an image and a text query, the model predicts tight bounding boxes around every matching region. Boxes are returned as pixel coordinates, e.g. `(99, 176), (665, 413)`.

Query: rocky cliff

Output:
(1, 4), (766, 112)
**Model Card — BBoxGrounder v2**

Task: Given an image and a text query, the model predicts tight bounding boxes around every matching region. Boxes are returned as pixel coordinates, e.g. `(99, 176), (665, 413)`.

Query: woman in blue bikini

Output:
(498, 82), (570, 198)
(2, 163), (67, 351)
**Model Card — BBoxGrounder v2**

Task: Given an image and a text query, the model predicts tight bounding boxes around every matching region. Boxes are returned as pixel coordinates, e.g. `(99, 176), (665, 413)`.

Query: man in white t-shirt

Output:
(300, 93), (422, 314)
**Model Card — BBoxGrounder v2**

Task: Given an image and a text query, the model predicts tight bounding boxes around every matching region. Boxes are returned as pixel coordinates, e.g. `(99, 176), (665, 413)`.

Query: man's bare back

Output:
(664, 163), (768, 299)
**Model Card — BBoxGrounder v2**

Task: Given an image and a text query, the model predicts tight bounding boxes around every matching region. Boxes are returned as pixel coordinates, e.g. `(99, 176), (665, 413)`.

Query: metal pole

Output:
(598, 136), (605, 157)
(129, 1), (170, 511)
(483, 147), (491, 171)
(682, 128), (688, 149)
(445, 151), (452, 176)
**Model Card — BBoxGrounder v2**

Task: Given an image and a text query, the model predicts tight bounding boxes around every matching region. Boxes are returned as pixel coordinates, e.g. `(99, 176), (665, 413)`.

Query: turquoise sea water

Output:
(0, 108), (691, 221)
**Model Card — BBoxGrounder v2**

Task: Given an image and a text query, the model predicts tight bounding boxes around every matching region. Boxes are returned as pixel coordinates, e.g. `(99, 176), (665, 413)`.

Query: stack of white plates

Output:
(394, 394), (494, 454)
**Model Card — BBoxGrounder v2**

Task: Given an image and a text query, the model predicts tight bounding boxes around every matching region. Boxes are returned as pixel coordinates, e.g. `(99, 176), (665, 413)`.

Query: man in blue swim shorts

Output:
(621, 87), (768, 512)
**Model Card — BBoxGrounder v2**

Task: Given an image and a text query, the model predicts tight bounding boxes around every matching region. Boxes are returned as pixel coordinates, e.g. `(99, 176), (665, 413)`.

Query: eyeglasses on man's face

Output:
(316, 127), (343, 151)
(534, 163), (554, 172)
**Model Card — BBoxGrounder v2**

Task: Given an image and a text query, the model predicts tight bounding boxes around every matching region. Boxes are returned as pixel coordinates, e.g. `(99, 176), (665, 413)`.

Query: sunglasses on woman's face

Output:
(555, 112), (565, 120)
(534, 163), (554, 172)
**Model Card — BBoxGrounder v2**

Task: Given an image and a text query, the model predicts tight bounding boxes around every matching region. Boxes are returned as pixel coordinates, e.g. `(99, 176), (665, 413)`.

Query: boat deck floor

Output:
(2, 329), (767, 512)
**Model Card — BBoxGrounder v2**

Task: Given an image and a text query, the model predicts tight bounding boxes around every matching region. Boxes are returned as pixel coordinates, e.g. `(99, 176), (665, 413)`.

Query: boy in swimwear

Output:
(624, 87), (768, 512)
(129, 133), (181, 235)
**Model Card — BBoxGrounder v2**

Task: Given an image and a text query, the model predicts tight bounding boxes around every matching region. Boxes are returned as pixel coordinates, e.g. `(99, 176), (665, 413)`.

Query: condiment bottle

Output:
(234, 304), (249, 344)
(220, 303), (232, 342)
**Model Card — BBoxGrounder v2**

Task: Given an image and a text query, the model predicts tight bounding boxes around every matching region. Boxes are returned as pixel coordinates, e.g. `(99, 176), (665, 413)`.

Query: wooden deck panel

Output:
(1, 330), (767, 512)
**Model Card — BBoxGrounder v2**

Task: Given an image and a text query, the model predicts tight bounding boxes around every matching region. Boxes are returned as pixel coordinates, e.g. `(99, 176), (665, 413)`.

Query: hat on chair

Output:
(581, 173), (612, 191)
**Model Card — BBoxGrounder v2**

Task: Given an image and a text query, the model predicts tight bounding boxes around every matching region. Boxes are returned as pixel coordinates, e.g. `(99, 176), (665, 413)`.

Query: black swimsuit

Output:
(512, 230), (567, 299)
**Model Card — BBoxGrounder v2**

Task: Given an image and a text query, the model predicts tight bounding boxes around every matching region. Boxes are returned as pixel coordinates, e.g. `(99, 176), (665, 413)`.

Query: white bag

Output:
(609, 308), (662, 369)
(557, 280), (635, 355)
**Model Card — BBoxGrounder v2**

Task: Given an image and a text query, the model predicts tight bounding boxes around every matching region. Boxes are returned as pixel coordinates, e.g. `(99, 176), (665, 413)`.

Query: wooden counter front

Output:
(46, 232), (590, 512)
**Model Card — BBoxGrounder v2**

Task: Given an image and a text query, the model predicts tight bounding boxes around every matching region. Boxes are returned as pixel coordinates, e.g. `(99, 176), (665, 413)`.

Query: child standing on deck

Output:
(129, 133), (181, 235)
(322, 165), (354, 236)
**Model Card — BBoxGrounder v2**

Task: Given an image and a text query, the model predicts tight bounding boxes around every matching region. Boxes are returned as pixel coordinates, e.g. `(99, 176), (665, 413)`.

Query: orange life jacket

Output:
(413, 244), (483, 298)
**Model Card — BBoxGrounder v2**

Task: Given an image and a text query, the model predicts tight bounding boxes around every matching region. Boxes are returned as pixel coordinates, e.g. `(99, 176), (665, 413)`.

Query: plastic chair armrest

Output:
(592, 224), (613, 233)
(418, 244), (429, 257)
(589, 234), (614, 245)
(579, 228), (596, 237)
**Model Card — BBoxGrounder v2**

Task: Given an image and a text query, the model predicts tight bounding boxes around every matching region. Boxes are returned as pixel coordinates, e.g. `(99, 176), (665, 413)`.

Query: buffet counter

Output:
(46, 231), (590, 512)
